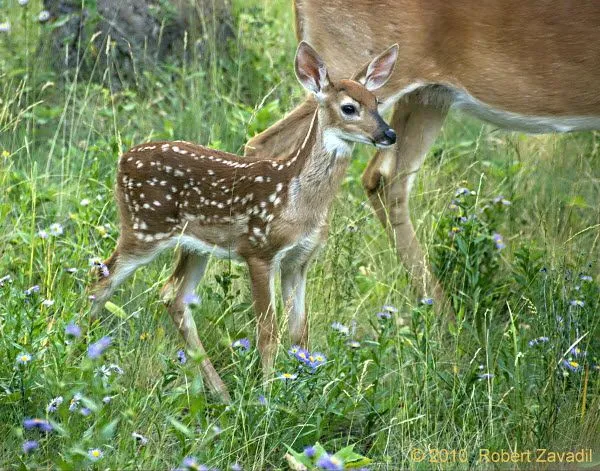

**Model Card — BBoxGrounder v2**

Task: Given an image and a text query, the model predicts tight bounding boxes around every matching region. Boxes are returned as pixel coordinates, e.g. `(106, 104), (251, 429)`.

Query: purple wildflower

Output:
(377, 311), (392, 320)
(304, 446), (317, 458)
(22, 440), (38, 454)
(455, 187), (473, 197)
(24, 285), (40, 296)
(23, 418), (53, 432)
(232, 338), (250, 352)
(65, 322), (82, 338)
(492, 233), (506, 250)
(561, 359), (581, 372)
(230, 463), (243, 471)
(182, 456), (208, 471)
(420, 297), (434, 305)
(307, 352), (327, 369)
(37, 230), (48, 239)
(80, 407), (92, 417)
(102, 396), (112, 404)
(316, 453), (344, 470)
(382, 304), (398, 313)
(294, 348), (310, 364)
(0, 274), (12, 286)
(493, 195), (512, 206)
(528, 336), (549, 347)
(569, 347), (586, 358)
(69, 393), (81, 411)
(580, 275), (593, 282)
(288, 345), (302, 355)
(331, 322), (349, 335)
(87, 336), (112, 358)
(258, 395), (267, 406)
(177, 349), (187, 364)
(46, 396), (63, 413)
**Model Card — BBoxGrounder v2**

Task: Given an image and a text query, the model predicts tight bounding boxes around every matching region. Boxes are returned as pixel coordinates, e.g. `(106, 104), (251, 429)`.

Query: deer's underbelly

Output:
(452, 89), (600, 133)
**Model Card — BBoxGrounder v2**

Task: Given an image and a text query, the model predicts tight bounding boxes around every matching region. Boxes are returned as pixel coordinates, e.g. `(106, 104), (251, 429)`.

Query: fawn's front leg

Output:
(281, 262), (309, 347)
(280, 237), (322, 347)
(246, 257), (279, 377)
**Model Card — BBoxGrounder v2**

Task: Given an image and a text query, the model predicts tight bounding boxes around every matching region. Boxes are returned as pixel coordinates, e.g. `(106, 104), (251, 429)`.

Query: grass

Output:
(1, 0), (599, 469)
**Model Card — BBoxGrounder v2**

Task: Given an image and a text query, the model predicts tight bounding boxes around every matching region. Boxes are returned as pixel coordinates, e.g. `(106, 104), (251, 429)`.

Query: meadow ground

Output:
(1, 1), (599, 469)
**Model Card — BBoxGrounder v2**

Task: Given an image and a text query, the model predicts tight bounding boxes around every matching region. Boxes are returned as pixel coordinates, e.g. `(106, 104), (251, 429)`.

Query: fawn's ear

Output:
(295, 41), (331, 98)
(353, 44), (399, 91)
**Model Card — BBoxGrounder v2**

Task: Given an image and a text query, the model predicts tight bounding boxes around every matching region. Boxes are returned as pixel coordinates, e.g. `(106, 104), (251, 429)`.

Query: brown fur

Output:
(89, 47), (395, 400)
(247, 0), (600, 311)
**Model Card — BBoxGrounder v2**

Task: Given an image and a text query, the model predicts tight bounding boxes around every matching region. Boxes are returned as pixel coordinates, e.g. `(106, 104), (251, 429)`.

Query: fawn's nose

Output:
(384, 128), (397, 143)
(377, 128), (396, 147)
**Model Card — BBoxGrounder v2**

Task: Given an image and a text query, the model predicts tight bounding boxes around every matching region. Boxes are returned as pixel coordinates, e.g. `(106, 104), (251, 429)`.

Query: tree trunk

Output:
(41, 0), (234, 87)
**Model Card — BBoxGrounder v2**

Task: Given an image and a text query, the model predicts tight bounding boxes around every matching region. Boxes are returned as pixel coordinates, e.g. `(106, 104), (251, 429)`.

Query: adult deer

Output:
(245, 0), (600, 307)
(89, 41), (398, 401)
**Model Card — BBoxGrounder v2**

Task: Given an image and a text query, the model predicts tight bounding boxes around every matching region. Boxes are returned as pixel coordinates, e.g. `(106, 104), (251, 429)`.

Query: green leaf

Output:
(168, 417), (194, 437)
(100, 418), (119, 440)
(104, 301), (128, 319)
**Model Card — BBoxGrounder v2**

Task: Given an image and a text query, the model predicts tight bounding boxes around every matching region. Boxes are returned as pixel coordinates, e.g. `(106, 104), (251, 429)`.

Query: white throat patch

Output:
(323, 129), (353, 157)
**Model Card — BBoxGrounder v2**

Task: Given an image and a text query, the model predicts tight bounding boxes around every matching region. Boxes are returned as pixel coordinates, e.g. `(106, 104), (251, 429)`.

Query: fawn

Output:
(90, 41), (398, 401)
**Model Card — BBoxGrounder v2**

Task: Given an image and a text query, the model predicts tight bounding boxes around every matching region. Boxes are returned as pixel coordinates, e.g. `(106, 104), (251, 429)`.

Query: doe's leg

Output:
(161, 249), (231, 402)
(362, 94), (449, 310)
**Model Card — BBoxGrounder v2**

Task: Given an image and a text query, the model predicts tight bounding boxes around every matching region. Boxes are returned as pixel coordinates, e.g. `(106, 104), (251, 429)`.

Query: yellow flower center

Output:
(91, 450), (100, 457)
(570, 361), (579, 368)
(20, 355), (30, 362)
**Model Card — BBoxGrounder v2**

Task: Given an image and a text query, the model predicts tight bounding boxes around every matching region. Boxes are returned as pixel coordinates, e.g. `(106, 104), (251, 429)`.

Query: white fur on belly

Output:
(452, 90), (600, 133)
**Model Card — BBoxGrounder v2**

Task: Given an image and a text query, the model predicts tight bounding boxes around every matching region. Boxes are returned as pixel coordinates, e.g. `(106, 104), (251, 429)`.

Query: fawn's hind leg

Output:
(160, 249), (231, 402)
(89, 244), (159, 318)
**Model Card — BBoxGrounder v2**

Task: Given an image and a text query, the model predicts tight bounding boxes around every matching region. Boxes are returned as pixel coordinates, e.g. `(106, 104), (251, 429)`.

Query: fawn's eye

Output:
(341, 104), (357, 116)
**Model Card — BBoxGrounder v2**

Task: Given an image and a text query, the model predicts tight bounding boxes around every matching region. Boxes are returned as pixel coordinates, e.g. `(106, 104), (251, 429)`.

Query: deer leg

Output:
(246, 257), (278, 377)
(89, 244), (159, 318)
(281, 260), (309, 347)
(362, 95), (449, 308)
(280, 238), (322, 347)
(161, 250), (230, 402)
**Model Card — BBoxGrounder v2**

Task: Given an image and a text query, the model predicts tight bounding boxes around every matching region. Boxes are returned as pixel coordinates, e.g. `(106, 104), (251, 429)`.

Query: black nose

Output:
(384, 128), (397, 143)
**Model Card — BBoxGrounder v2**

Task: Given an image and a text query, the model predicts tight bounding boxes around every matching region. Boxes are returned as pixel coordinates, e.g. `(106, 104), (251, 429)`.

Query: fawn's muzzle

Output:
(376, 127), (397, 147)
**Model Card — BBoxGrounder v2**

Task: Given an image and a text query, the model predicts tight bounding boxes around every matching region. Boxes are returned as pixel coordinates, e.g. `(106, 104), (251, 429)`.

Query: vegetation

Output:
(1, 0), (599, 469)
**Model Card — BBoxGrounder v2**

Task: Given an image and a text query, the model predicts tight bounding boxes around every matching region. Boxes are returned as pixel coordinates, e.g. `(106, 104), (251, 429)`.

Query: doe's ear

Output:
(353, 44), (399, 91)
(295, 41), (331, 97)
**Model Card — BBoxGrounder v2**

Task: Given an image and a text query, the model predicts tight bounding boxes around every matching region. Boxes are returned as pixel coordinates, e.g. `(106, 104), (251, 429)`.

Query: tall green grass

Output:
(1, 0), (599, 469)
